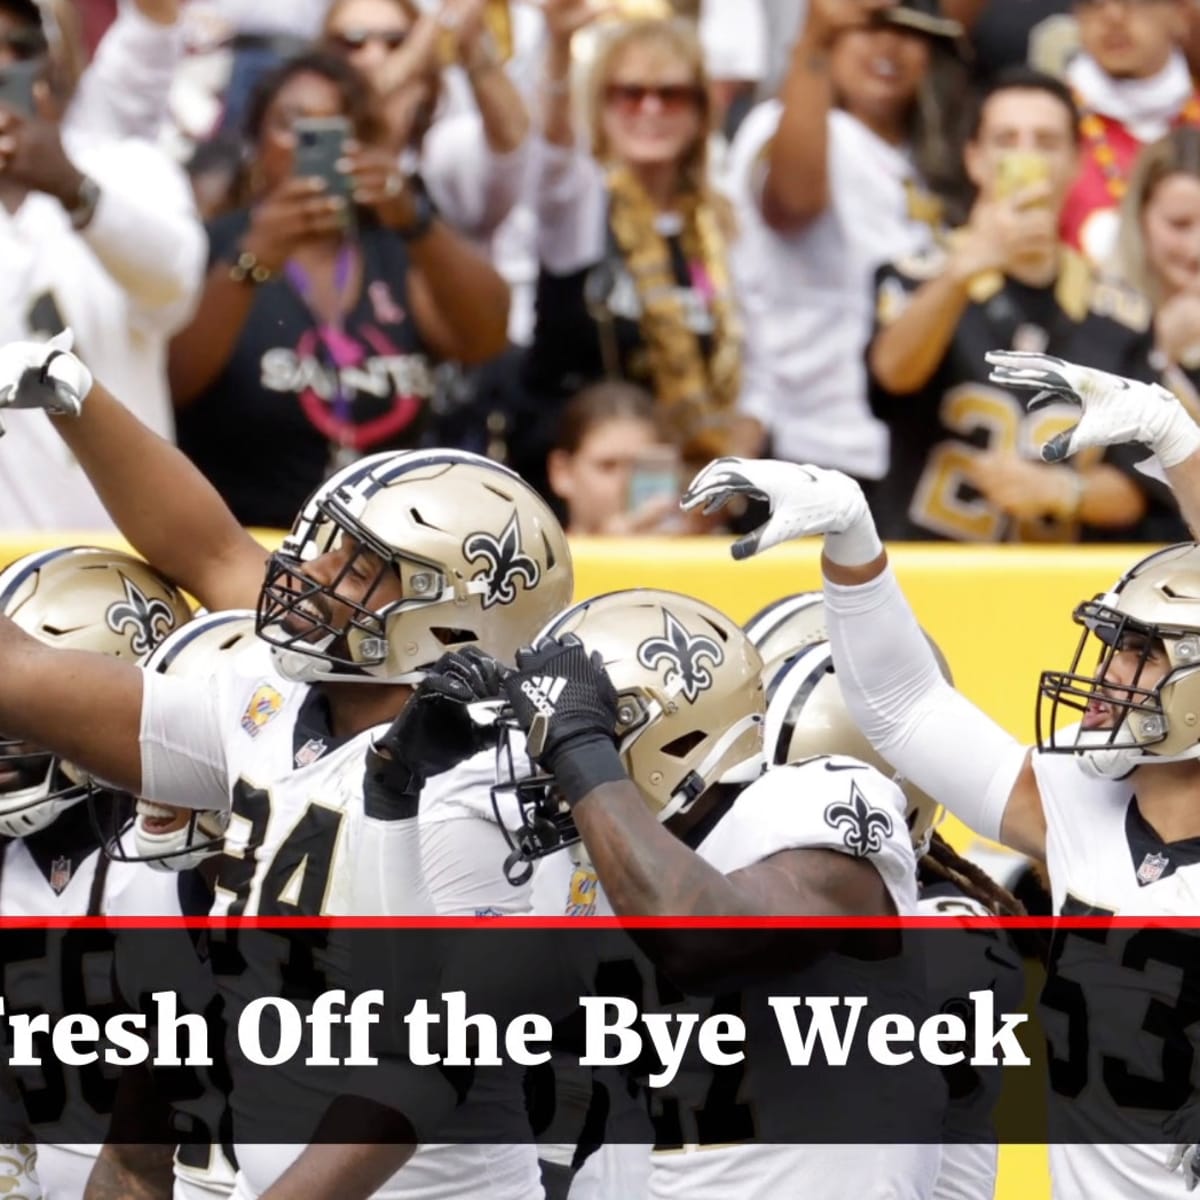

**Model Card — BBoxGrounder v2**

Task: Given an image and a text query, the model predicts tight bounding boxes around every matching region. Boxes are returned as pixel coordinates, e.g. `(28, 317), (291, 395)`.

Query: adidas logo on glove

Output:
(520, 675), (566, 718)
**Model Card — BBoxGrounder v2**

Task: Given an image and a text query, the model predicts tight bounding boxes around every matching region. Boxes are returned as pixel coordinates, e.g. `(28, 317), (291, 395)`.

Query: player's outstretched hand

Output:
(376, 646), (506, 780)
(681, 457), (882, 566)
(503, 634), (619, 766)
(986, 350), (1200, 469)
(0, 329), (93, 423)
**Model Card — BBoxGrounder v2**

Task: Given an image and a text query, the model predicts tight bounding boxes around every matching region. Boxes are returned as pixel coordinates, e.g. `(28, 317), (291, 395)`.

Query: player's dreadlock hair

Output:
(918, 831), (1026, 917)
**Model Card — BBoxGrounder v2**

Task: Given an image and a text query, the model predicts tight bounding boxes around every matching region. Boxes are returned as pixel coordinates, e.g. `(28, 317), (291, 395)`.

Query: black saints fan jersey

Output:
(866, 243), (1186, 544)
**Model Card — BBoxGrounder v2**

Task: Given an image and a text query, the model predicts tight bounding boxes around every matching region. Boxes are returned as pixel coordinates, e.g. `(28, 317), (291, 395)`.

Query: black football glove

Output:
(365, 647), (506, 819)
(502, 634), (625, 806)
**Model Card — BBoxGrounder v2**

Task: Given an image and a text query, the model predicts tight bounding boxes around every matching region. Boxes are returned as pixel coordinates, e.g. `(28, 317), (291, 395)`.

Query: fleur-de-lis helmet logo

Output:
(825, 782), (894, 858)
(637, 609), (724, 703)
(463, 513), (541, 609)
(105, 574), (179, 656)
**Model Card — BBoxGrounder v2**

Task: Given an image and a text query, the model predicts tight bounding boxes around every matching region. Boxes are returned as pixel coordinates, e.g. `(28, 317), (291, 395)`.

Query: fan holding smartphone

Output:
(168, 48), (511, 530)
(547, 383), (687, 536)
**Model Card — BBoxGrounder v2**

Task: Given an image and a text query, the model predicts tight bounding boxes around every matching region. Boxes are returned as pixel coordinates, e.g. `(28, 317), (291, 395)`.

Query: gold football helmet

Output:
(1039, 542), (1200, 778)
(744, 591), (827, 664)
(495, 589), (764, 882)
(763, 639), (948, 855)
(99, 611), (256, 871)
(258, 450), (574, 685)
(0, 546), (192, 838)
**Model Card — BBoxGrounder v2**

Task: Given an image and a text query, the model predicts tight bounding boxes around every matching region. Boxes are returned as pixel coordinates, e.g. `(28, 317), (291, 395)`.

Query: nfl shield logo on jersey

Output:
(49, 856), (72, 895)
(1137, 851), (1171, 886)
(294, 737), (328, 768)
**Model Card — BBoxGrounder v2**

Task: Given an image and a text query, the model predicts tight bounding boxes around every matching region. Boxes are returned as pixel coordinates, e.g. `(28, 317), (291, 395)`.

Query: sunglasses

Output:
(0, 28), (46, 60)
(605, 83), (701, 113)
(328, 27), (409, 52)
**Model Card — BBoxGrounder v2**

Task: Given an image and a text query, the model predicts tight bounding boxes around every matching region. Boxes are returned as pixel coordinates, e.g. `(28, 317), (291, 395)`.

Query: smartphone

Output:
(0, 59), (40, 118)
(293, 116), (353, 201)
(995, 151), (1050, 203)
(627, 447), (682, 513)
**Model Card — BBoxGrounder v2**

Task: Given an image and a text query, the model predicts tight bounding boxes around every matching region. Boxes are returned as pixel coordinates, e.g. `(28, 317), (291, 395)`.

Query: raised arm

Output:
(454, 0), (531, 158)
(0, 88), (203, 327)
(51, 378), (268, 609)
(67, 0), (184, 145)
(681, 459), (1047, 860)
(501, 637), (894, 989)
(0, 332), (267, 610)
(985, 351), (1200, 538)
(760, 0), (889, 233)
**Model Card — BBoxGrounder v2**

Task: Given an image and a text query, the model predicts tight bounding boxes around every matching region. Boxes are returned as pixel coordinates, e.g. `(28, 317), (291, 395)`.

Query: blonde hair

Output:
(587, 18), (713, 193)
(1115, 127), (1200, 304)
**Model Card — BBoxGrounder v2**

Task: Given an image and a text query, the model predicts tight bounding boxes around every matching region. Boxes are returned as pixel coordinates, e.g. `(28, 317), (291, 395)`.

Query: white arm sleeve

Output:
(66, 1), (184, 143)
(824, 569), (1027, 843)
(138, 668), (229, 810)
(67, 138), (206, 330)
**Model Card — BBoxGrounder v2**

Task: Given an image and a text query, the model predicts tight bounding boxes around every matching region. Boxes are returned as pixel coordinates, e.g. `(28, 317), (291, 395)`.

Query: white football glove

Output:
(0, 330), (93, 432)
(681, 458), (883, 566)
(985, 350), (1200, 470)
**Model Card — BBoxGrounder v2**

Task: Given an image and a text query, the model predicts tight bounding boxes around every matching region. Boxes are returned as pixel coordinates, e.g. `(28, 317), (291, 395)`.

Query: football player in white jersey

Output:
(0, 546), (192, 1199)
(682, 421), (1200, 1199)
(494, 589), (942, 1200)
(86, 611), (257, 1200)
(0, 337), (575, 1198)
(760, 624), (1025, 1200)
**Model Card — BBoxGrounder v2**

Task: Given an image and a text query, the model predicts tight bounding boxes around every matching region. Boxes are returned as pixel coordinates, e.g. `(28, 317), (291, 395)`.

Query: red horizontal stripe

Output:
(0, 916), (1192, 930)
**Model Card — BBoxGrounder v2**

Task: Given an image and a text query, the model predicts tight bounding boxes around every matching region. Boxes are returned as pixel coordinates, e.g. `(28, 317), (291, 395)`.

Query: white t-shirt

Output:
(0, 132), (203, 531)
(725, 102), (938, 479)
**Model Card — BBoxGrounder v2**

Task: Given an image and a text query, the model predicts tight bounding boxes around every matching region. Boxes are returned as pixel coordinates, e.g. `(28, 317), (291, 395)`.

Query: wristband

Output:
(1153, 402), (1200, 470)
(547, 734), (626, 808)
(823, 490), (885, 567)
(363, 746), (422, 820)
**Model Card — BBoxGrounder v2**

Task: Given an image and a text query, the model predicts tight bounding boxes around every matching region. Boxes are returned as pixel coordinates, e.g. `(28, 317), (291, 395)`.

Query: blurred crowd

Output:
(5, 0), (1200, 544)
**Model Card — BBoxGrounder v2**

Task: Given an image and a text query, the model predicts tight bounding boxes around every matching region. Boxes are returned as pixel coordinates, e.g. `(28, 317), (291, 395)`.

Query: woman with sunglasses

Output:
(523, 3), (754, 472)
(322, 0), (532, 250)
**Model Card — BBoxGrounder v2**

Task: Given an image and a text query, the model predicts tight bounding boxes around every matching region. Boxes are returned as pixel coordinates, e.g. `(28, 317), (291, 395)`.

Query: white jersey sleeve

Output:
(139, 668), (230, 811)
(697, 756), (919, 916)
